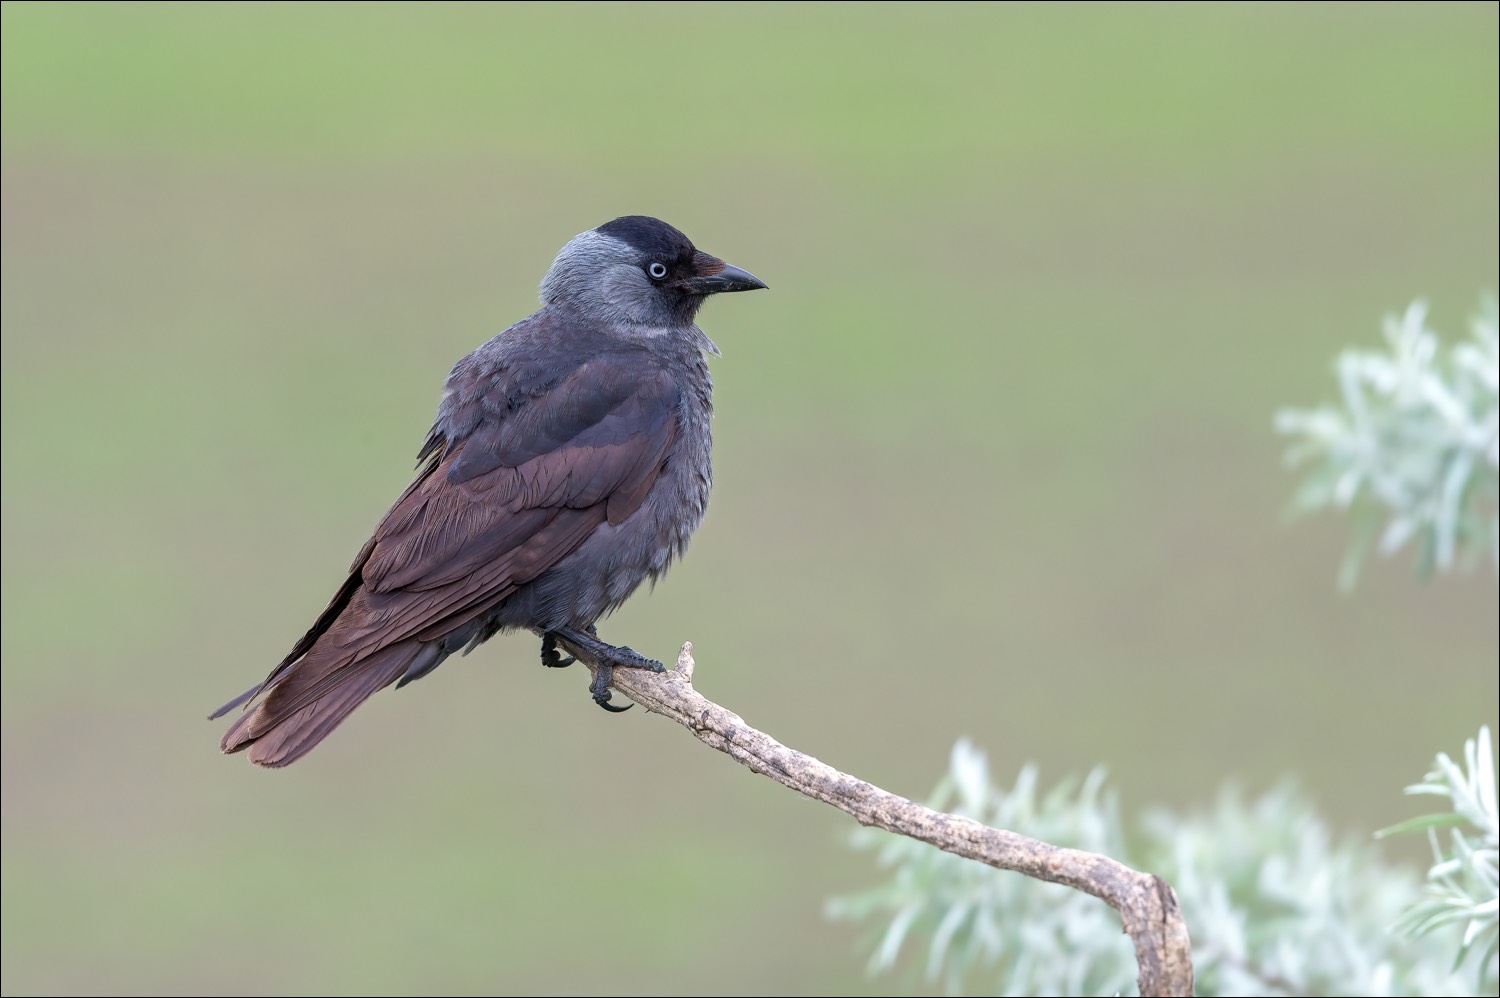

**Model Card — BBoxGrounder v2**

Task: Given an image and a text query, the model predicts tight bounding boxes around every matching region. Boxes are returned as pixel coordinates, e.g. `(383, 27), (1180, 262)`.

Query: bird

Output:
(211, 215), (766, 767)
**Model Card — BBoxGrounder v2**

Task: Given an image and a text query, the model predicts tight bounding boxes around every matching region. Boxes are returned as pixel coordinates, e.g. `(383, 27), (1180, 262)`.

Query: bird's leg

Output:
(539, 633), (574, 669)
(552, 626), (665, 713)
(539, 623), (603, 668)
(555, 626), (664, 673)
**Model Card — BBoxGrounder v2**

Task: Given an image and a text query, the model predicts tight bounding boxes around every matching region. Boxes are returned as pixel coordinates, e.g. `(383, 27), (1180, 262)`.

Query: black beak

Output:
(682, 254), (768, 295)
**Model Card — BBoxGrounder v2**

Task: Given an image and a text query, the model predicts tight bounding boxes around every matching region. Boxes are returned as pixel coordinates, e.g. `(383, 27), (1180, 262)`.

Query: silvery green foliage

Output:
(1274, 296), (1499, 587)
(1379, 726), (1499, 987)
(830, 739), (1492, 996)
(1137, 781), (1485, 997)
(824, 740), (1136, 996)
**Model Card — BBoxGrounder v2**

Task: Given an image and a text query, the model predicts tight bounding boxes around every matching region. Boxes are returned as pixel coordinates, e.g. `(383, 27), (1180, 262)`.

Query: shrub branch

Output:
(561, 638), (1196, 997)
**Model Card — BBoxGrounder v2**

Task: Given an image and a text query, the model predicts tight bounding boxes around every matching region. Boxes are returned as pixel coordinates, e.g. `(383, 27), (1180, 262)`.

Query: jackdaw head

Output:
(539, 216), (767, 327)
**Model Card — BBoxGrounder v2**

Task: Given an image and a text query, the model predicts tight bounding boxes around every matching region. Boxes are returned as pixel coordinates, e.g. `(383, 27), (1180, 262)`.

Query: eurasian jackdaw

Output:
(212, 216), (765, 767)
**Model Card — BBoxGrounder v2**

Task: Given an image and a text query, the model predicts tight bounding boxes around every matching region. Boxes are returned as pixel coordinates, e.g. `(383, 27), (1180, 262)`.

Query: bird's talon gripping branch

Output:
(540, 633), (575, 669)
(614, 645), (664, 673)
(589, 666), (632, 713)
(555, 627), (664, 674)
(554, 626), (664, 712)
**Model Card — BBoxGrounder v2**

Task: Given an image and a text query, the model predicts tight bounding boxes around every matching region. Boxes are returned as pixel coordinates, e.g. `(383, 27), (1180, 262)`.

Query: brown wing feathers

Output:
(216, 359), (680, 767)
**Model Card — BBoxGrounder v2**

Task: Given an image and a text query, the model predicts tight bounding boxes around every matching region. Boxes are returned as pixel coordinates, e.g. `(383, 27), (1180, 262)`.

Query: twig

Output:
(559, 639), (1196, 997)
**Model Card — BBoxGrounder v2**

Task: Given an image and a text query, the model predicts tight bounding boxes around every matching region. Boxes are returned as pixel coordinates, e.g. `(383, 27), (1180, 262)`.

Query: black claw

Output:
(589, 665), (632, 713)
(540, 633), (575, 669)
(551, 626), (658, 714)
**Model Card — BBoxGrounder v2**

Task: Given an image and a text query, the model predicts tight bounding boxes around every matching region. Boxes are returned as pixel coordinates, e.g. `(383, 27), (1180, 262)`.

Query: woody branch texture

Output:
(560, 639), (1196, 997)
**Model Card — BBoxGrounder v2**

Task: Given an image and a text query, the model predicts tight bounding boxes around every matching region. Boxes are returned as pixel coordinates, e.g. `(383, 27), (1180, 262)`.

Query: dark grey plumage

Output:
(212, 216), (765, 767)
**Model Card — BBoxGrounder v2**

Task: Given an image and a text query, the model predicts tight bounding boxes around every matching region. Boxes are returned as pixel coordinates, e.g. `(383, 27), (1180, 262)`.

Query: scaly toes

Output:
(589, 665), (632, 713)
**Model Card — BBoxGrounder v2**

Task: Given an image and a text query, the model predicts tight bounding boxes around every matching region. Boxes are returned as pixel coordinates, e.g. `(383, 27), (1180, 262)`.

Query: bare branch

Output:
(565, 639), (1196, 997)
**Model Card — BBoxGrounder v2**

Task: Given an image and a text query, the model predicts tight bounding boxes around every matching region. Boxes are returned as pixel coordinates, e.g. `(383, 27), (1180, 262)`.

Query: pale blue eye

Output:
(647, 262), (668, 280)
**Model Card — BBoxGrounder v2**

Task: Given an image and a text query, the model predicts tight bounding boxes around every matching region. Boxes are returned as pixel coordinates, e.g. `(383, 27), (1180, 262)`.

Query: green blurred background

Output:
(2, 3), (1496, 995)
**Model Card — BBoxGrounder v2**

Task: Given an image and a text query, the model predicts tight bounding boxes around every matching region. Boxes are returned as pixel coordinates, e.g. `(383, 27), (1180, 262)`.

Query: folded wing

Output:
(216, 350), (680, 766)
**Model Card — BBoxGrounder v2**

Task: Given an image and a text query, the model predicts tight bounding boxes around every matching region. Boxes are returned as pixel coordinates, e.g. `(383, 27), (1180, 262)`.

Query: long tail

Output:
(218, 640), (423, 768)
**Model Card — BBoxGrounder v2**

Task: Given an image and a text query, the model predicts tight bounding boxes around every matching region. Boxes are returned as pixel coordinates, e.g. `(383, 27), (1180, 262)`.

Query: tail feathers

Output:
(220, 642), (419, 768)
(394, 641), (449, 689)
(208, 682), (263, 721)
